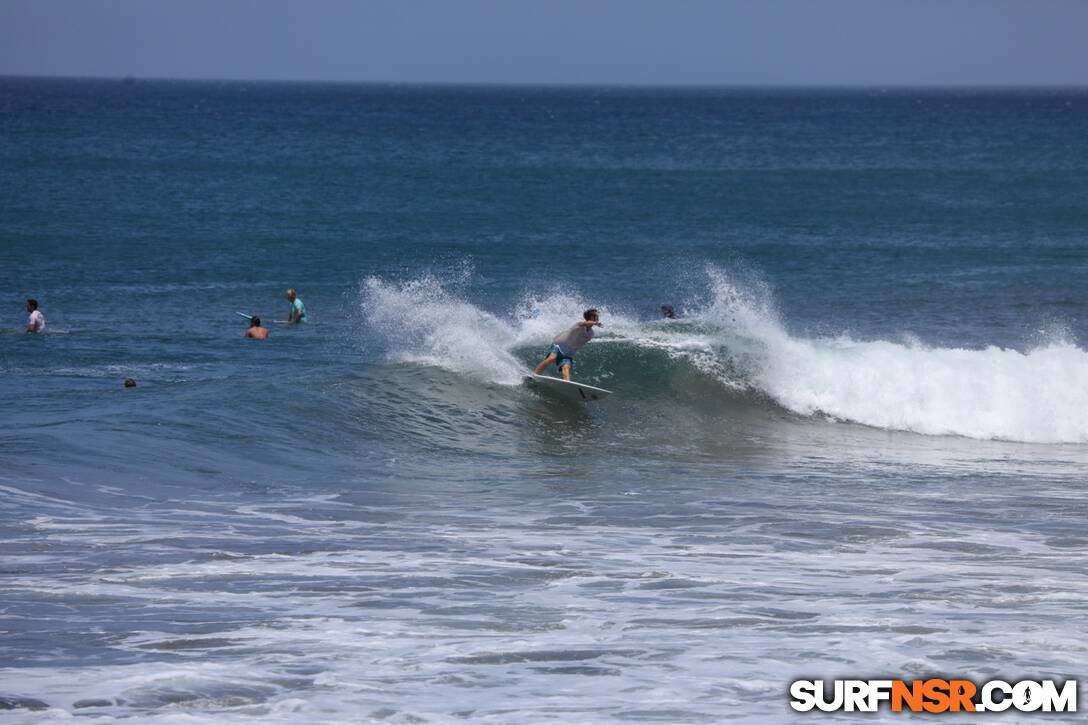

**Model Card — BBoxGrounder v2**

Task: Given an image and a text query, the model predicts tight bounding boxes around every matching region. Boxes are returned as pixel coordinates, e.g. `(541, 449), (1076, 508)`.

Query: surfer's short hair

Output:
(583, 308), (599, 321)
(26, 298), (38, 310)
(250, 316), (261, 327)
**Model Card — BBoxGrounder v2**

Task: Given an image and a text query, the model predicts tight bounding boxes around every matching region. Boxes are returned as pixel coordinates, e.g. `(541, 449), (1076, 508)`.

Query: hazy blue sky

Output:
(2, 0), (1086, 86)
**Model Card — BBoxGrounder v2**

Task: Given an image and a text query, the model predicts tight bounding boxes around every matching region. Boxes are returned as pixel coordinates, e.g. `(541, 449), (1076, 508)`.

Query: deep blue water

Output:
(1, 78), (1087, 722)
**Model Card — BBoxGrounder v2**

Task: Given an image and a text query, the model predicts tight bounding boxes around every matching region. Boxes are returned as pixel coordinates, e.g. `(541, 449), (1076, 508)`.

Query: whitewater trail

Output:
(362, 268), (1088, 444)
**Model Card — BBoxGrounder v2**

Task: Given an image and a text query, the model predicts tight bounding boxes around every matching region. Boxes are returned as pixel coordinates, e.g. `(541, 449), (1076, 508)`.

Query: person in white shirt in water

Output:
(25, 299), (45, 334)
(533, 308), (602, 381)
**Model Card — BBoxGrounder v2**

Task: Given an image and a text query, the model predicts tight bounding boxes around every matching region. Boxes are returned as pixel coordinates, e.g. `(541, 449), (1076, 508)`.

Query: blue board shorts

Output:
(546, 344), (574, 371)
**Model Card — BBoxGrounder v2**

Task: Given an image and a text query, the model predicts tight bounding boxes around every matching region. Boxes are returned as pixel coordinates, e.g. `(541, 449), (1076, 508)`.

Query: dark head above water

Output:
(26, 298), (38, 312)
(661, 305), (675, 319)
(246, 316), (269, 339)
(124, 378), (136, 388)
(583, 308), (599, 322)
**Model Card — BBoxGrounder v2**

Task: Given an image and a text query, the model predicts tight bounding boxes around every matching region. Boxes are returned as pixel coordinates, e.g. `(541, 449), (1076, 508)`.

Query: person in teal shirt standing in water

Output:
(286, 288), (307, 324)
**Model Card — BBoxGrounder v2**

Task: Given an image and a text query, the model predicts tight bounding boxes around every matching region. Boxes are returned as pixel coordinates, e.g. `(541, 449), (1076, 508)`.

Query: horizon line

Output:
(3, 72), (1087, 91)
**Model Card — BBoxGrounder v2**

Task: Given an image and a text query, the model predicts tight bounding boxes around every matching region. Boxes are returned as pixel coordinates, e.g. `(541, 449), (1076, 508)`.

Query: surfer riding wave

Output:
(533, 308), (602, 381)
(360, 268), (1088, 443)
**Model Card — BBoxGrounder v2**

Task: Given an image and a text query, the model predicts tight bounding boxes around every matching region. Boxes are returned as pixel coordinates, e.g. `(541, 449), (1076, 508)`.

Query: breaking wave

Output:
(361, 267), (1088, 444)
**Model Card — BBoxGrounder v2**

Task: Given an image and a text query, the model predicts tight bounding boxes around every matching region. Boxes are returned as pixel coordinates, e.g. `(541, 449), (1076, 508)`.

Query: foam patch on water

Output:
(4, 486), (1087, 723)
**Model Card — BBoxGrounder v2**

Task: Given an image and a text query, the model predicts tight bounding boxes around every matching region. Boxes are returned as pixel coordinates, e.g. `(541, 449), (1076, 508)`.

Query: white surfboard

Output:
(237, 312), (291, 325)
(525, 374), (612, 402)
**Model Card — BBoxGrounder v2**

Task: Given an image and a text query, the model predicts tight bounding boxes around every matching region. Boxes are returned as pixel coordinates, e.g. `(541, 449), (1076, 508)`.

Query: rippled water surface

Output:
(1, 79), (1087, 722)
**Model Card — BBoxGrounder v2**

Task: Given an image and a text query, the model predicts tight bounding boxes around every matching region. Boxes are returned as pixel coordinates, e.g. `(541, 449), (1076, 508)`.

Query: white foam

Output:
(694, 266), (1088, 444)
(362, 275), (525, 384)
(759, 336), (1088, 443)
(360, 267), (1088, 443)
(362, 275), (641, 385)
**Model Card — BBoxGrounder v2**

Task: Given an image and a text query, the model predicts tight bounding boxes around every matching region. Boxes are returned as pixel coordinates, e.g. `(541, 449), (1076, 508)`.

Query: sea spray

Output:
(756, 337), (1088, 443)
(361, 266), (1088, 444)
(361, 274), (526, 384)
(362, 274), (636, 384)
(690, 266), (1088, 443)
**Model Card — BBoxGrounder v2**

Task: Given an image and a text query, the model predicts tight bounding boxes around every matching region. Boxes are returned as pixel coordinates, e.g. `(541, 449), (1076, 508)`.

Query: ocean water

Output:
(1, 78), (1087, 722)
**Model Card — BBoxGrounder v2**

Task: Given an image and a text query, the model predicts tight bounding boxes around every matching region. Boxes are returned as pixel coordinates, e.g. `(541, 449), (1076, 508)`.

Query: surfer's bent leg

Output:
(534, 352), (557, 375)
(560, 362), (572, 381)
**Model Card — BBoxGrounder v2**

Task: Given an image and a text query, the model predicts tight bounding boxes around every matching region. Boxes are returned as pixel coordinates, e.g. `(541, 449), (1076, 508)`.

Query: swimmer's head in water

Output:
(286, 289), (296, 302)
(250, 316), (261, 327)
(583, 308), (599, 322)
(661, 305), (675, 319)
(26, 298), (38, 312)
(124, 378), (137, 388)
